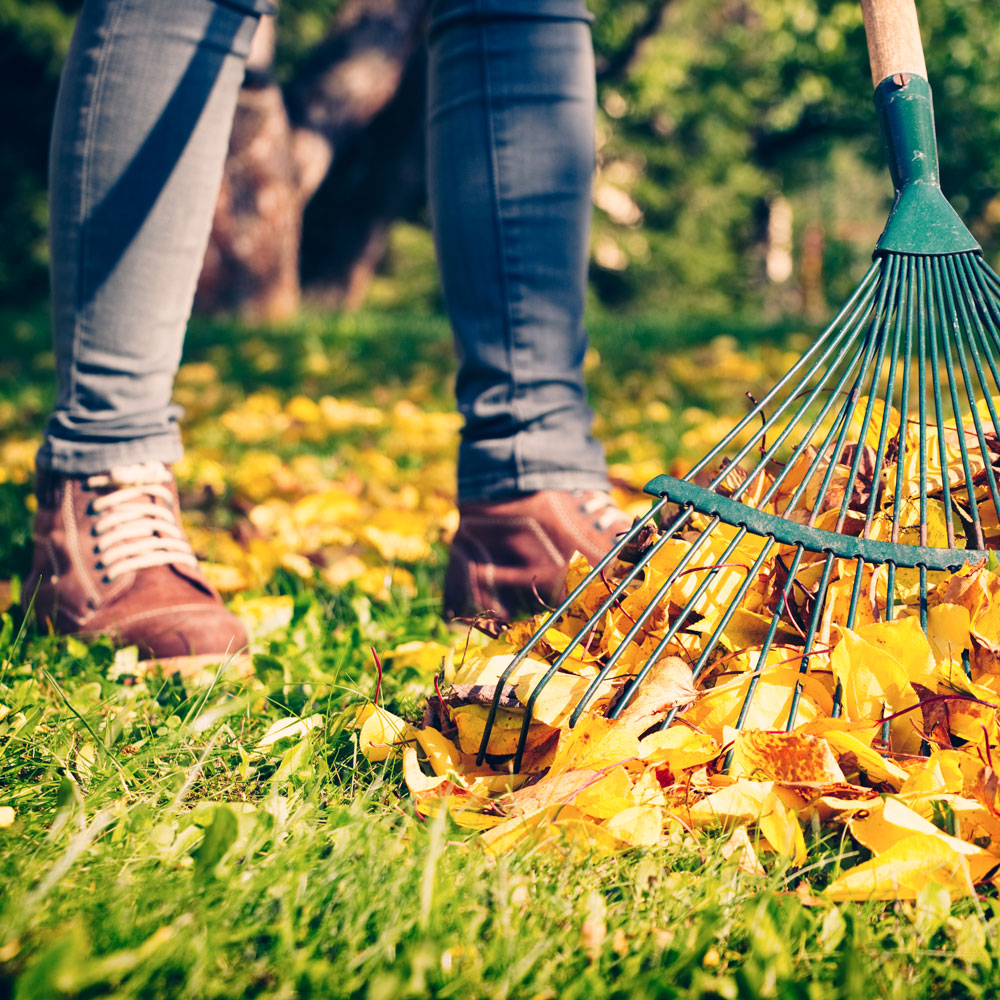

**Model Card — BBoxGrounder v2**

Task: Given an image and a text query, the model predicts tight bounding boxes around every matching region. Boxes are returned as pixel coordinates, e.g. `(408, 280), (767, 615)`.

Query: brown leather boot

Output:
(443, 489), (632, 628)
(24, 462), (248, 672)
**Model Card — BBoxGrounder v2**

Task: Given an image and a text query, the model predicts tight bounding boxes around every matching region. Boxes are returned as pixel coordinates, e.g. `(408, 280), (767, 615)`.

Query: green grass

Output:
(2, 307), (1000, 998)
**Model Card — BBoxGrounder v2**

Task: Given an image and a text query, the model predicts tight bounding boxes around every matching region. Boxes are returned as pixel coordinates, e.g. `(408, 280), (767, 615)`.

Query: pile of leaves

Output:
(360, 396), (1000, 902)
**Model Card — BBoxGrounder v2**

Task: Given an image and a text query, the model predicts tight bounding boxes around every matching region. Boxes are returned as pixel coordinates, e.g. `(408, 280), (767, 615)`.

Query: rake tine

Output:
(890, 255), (916, 546)
(926, 260), (957, 546)
(950, 256), (1000, 526)
(934, 256), (984, 547)
(475, 497), (670, 764)
(688, 265), (883, 483)
(785, 550), (836, 731)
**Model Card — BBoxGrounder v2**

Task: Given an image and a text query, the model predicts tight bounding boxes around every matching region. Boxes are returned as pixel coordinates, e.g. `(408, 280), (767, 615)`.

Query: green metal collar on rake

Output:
(874, 73), (980, 256)
(643, 475), (988, 571)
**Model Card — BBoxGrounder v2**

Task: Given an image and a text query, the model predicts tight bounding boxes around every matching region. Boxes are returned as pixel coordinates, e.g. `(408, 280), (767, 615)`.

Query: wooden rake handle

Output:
(860, 0), (928, 87)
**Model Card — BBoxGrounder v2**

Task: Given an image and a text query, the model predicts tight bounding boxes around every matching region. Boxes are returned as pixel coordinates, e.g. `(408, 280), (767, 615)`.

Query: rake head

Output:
(477, 56), (1000, 770)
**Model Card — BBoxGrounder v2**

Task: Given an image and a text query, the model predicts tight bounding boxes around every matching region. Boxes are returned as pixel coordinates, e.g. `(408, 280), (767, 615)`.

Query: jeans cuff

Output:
(35, 433), (184, 476)
(458, 468), (611, 504)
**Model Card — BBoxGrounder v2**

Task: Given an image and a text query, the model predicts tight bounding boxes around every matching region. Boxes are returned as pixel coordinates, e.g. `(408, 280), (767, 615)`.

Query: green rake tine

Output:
(954, 255), (1000, 429)
(474, 497), (670, 764)
(855, 255), (909, 539)
(785, 550), (836, 731)
(933, 255), (984, 547)
(959, 258), (1000, 431)
(941, 253), (1000, 532)
(890, 256), (917, 547)
(715, 263), (885, 519)
(926, 260), (956, 546)
(684, 539), (777, 684)
(829, 255), (901, 535)
(759, 320), (878, 517)
(721, 543), (807, 769)
(700, 278), (882, 495)
(564, 518), (732, 726)
(843, 553), (867, 649)
(787, 255), (898, 524)
(655, 539), (778, 733)
(598, 523), (762, 726)
(845, 557), (865, 629)
(886, 562), (896, 621)
(920, 564), (928, 630)
(513, 506), (739, 764)
(733, 544), (807, 731)
(685, 264), (882, 482)
(949, 254), (1000, 527)
(918, 255), (929, 549)
(729, 301), (877, 509)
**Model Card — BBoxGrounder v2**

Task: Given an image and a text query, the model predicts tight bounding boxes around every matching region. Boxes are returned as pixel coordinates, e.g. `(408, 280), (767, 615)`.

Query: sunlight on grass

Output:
(1, 309), (999, 997)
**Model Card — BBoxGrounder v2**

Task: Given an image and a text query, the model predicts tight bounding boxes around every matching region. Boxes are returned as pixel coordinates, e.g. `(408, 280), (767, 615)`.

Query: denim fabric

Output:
(427, 0), (609, 501)
(37, 0), (262, 474)
(41, 0), (610, 500)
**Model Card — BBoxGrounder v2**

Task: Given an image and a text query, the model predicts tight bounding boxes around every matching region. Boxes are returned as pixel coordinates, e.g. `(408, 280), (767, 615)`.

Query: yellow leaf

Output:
(548, 717), (640, 775)
(926, 603), (973, 666)
(414, 727), (464, 777)
(385, 640), (453, 676)
(231, 594), (294, 640)
(812, 728), (909, 788)
(683, 667), (831, 738)
(513, 671), (617, 728)
(830, 625), (920, 754)
(356, 704), (414, 762)
(573, 766), (637, 819)
(200, 562), (249, 594)
(687, 779), (776, 826)
(731, 730), (845, 784)
(639, 727), (720, 774)
(854, 618), (937, 689)
(719, 826), (766, 875)
(825, 833), (992, 901)
(757, 790), (807, 865)
(450, 703), (557, 757)
(602, 805), (664, 847)
(359, 510), (433, 563)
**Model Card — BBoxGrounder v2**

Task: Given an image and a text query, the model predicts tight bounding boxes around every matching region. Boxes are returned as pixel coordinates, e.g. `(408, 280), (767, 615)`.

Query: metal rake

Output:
(478, 0), (1000, 770)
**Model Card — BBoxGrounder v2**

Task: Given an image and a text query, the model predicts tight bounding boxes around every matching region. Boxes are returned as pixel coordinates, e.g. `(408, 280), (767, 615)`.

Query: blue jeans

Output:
(39, 0), (610, 503)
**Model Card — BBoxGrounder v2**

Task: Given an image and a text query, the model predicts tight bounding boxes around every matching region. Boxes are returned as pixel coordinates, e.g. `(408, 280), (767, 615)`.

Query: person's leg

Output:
(27, 0), (268, 664)
(39, 0), (267, 474)
(427, 0), (630, 624)
(427, 0), (608, 502)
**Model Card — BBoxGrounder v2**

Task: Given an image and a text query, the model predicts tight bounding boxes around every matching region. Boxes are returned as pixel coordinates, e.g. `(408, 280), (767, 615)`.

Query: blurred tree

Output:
(196, 0), (429, 319)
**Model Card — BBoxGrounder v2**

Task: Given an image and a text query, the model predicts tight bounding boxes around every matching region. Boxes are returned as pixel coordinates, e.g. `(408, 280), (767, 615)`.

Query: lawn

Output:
(1, 307), (998, 999)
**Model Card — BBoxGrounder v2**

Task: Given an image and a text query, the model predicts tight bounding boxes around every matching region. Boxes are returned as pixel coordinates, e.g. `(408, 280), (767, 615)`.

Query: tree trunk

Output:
(195, 0), (430, 320)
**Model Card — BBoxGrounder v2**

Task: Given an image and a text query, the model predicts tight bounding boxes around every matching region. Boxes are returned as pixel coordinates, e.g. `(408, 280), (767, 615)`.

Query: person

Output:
(24, 0), (631, 663)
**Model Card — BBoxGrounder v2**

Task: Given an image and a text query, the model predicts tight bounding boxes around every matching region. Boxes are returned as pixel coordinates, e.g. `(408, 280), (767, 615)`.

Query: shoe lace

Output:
(86, 462), (198, 582)
(575, 490), (628, 532)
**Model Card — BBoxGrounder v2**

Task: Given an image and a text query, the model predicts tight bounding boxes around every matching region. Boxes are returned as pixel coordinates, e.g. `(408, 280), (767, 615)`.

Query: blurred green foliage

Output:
(2, 0), (999, 314)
